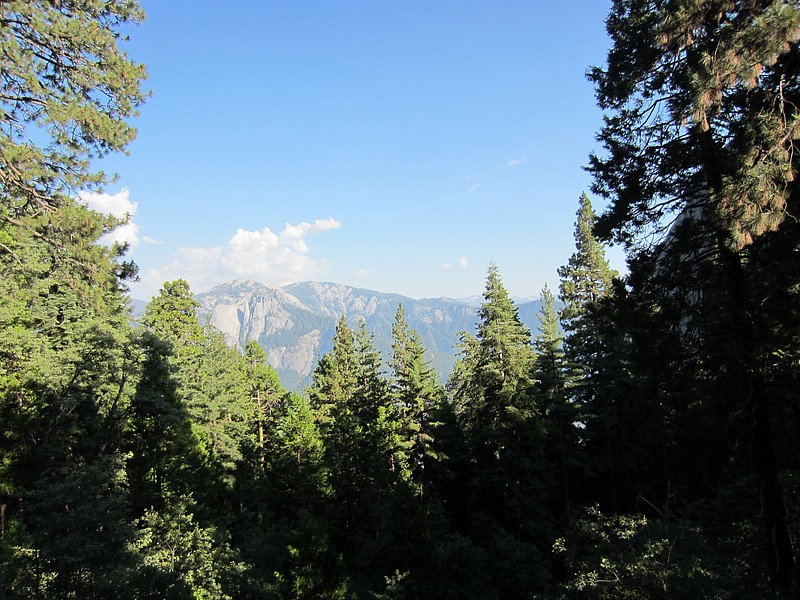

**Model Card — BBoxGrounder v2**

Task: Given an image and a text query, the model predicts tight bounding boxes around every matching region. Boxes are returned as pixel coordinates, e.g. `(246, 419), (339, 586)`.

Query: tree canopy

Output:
(3, 1), (800, 597)
(0, 0), (147, 215)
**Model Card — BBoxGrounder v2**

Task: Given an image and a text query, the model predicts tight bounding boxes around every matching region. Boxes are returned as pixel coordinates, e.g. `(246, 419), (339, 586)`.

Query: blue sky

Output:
(90, 0), (620, 301)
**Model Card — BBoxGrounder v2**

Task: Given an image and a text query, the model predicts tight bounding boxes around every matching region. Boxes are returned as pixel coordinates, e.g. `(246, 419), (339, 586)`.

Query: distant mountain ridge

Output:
(185, 280), (544, 389)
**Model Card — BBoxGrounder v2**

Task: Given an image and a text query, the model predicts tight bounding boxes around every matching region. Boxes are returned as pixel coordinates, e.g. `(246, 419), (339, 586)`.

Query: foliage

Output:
(0, 0), (147, 215)
(4, 0), (800, 597)
(131, 495), (247, 600)
(0, 199), (141, 599)
(142, 280), (252, 484)
(448, 264), (552, 595)
(534, 283), (581, 517)
(588, 0), (800, 250)
(388, 304), (446, 496)
(588, 0), (800, 588)
(4, 456), (139, 599)
(554, 506), (769, 599)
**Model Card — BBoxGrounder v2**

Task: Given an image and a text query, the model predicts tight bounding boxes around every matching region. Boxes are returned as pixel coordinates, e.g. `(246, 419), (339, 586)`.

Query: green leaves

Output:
(141, 281), (253, 480)
(448, 264), (550, 564)
(131, 495), (246, 600)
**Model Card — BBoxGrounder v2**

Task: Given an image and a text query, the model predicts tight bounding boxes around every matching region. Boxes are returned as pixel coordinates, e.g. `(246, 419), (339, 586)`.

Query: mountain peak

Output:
(194, 279), (543, 389)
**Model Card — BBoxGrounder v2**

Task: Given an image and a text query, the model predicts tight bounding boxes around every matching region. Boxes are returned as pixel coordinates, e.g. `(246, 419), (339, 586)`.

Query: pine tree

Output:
(191, 325), (251, 475)
(533, 284), (577, 516)
(388, 304), (446, 497)
(308, 316), (381, 591)
(588, 0), (800, 588)
(372, 305), (453, 591)
(352, 318), (389, 436)
(0, 204), (142, 599)
(557, 194), (624, 511)
(451, 264), (538, 453)
(141, 281), (251, 506)
(533, 286), (564, 384)
(142, 279), (203, 347)
(309, 316), (358, 430)
(269, 394), (346, 598)
(0, 3), (151, 596)
(0, 0), (147, 215)
(131, 494), (246, 600)
(448, 264), (552, 594)
(243, 340), (284, 474)
(126, 326), (196, 513)
(557, 193), (616, 375)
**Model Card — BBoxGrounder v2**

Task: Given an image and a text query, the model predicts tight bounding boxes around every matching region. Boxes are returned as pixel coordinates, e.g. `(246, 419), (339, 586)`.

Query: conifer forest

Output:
(4, 1), (800, 598)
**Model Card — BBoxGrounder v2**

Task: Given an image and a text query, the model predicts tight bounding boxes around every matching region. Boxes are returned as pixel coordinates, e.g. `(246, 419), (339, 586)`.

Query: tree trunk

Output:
(699, 125), (796, 590)
(721, 247), (796, 590)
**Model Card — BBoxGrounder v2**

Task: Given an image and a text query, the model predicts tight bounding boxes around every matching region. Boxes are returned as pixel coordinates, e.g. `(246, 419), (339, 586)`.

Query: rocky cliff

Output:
(194, 279), (542, 389)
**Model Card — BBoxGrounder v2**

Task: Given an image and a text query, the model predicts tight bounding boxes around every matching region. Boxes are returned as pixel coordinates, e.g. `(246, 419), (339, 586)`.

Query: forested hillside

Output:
(2, 1), (800, 599)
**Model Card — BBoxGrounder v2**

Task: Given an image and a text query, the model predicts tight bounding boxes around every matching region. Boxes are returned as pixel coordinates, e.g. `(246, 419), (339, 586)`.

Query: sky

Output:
(88, 0), (622, 301)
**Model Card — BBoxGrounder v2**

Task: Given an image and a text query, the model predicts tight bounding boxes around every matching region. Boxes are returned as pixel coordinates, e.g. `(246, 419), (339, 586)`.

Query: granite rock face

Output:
(195, 280), (542, 390)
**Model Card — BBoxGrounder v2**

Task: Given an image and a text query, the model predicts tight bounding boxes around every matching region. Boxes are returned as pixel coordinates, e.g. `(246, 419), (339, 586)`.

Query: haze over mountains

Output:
(190, 279), (544, 389)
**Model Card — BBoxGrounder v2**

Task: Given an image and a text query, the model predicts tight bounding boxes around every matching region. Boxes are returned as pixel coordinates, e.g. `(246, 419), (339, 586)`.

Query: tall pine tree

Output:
(449, 264), (552, 595)
(534, 284), (578, 517)
(588, 0), (800, 588)
(557, 194), (623, 512)
(388, 304), (446, 497)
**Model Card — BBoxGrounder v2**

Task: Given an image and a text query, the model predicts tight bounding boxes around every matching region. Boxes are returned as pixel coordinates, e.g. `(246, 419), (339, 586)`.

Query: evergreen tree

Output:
(0, 203), (142, 599)
(557, 193), (616, 376)
(308, 316), (378, 592)
(533, 284), (578, 516)
(243, 340), (284, 473)
(1, 4), (279, 598)
(309, 316), (358, 430)
(141, 281), (251, 514)
(352, 318), (389, 437)
(130, 494), (247, 600)
(267, 393), (347, 599)
(233, 339), (286, 550)
(388, 304), (446, 497)
(588, 0), (800, 588)
(374, 305), (452, 592)
(534, 285), (565, 395)
(0, 0), (147, 215)
(125, 326), (197, 514)
(142, 279), (203, 346)
(557, 194), (629, 512)
(192, 325), (251, 475)
(448, 264), (552, 595)
(0, 3), (149, 595)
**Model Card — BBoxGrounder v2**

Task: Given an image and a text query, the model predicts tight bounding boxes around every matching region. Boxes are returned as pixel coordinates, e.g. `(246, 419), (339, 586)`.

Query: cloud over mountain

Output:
(137, 218), (341, 297)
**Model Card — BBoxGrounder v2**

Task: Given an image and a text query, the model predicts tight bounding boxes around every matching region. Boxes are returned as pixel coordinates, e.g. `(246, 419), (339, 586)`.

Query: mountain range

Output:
(177, 280), (546, 390)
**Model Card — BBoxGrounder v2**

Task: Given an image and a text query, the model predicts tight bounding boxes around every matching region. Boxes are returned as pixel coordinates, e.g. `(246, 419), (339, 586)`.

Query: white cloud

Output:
(78, 188), (140, 249)
(79, 188), (137, 219)
(354, 268), (372, 278)
(441, 257), (469, 271)
(102, 221), (140, 249)
(502, 157), (527, 168)
(136, 218), (342, 297)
